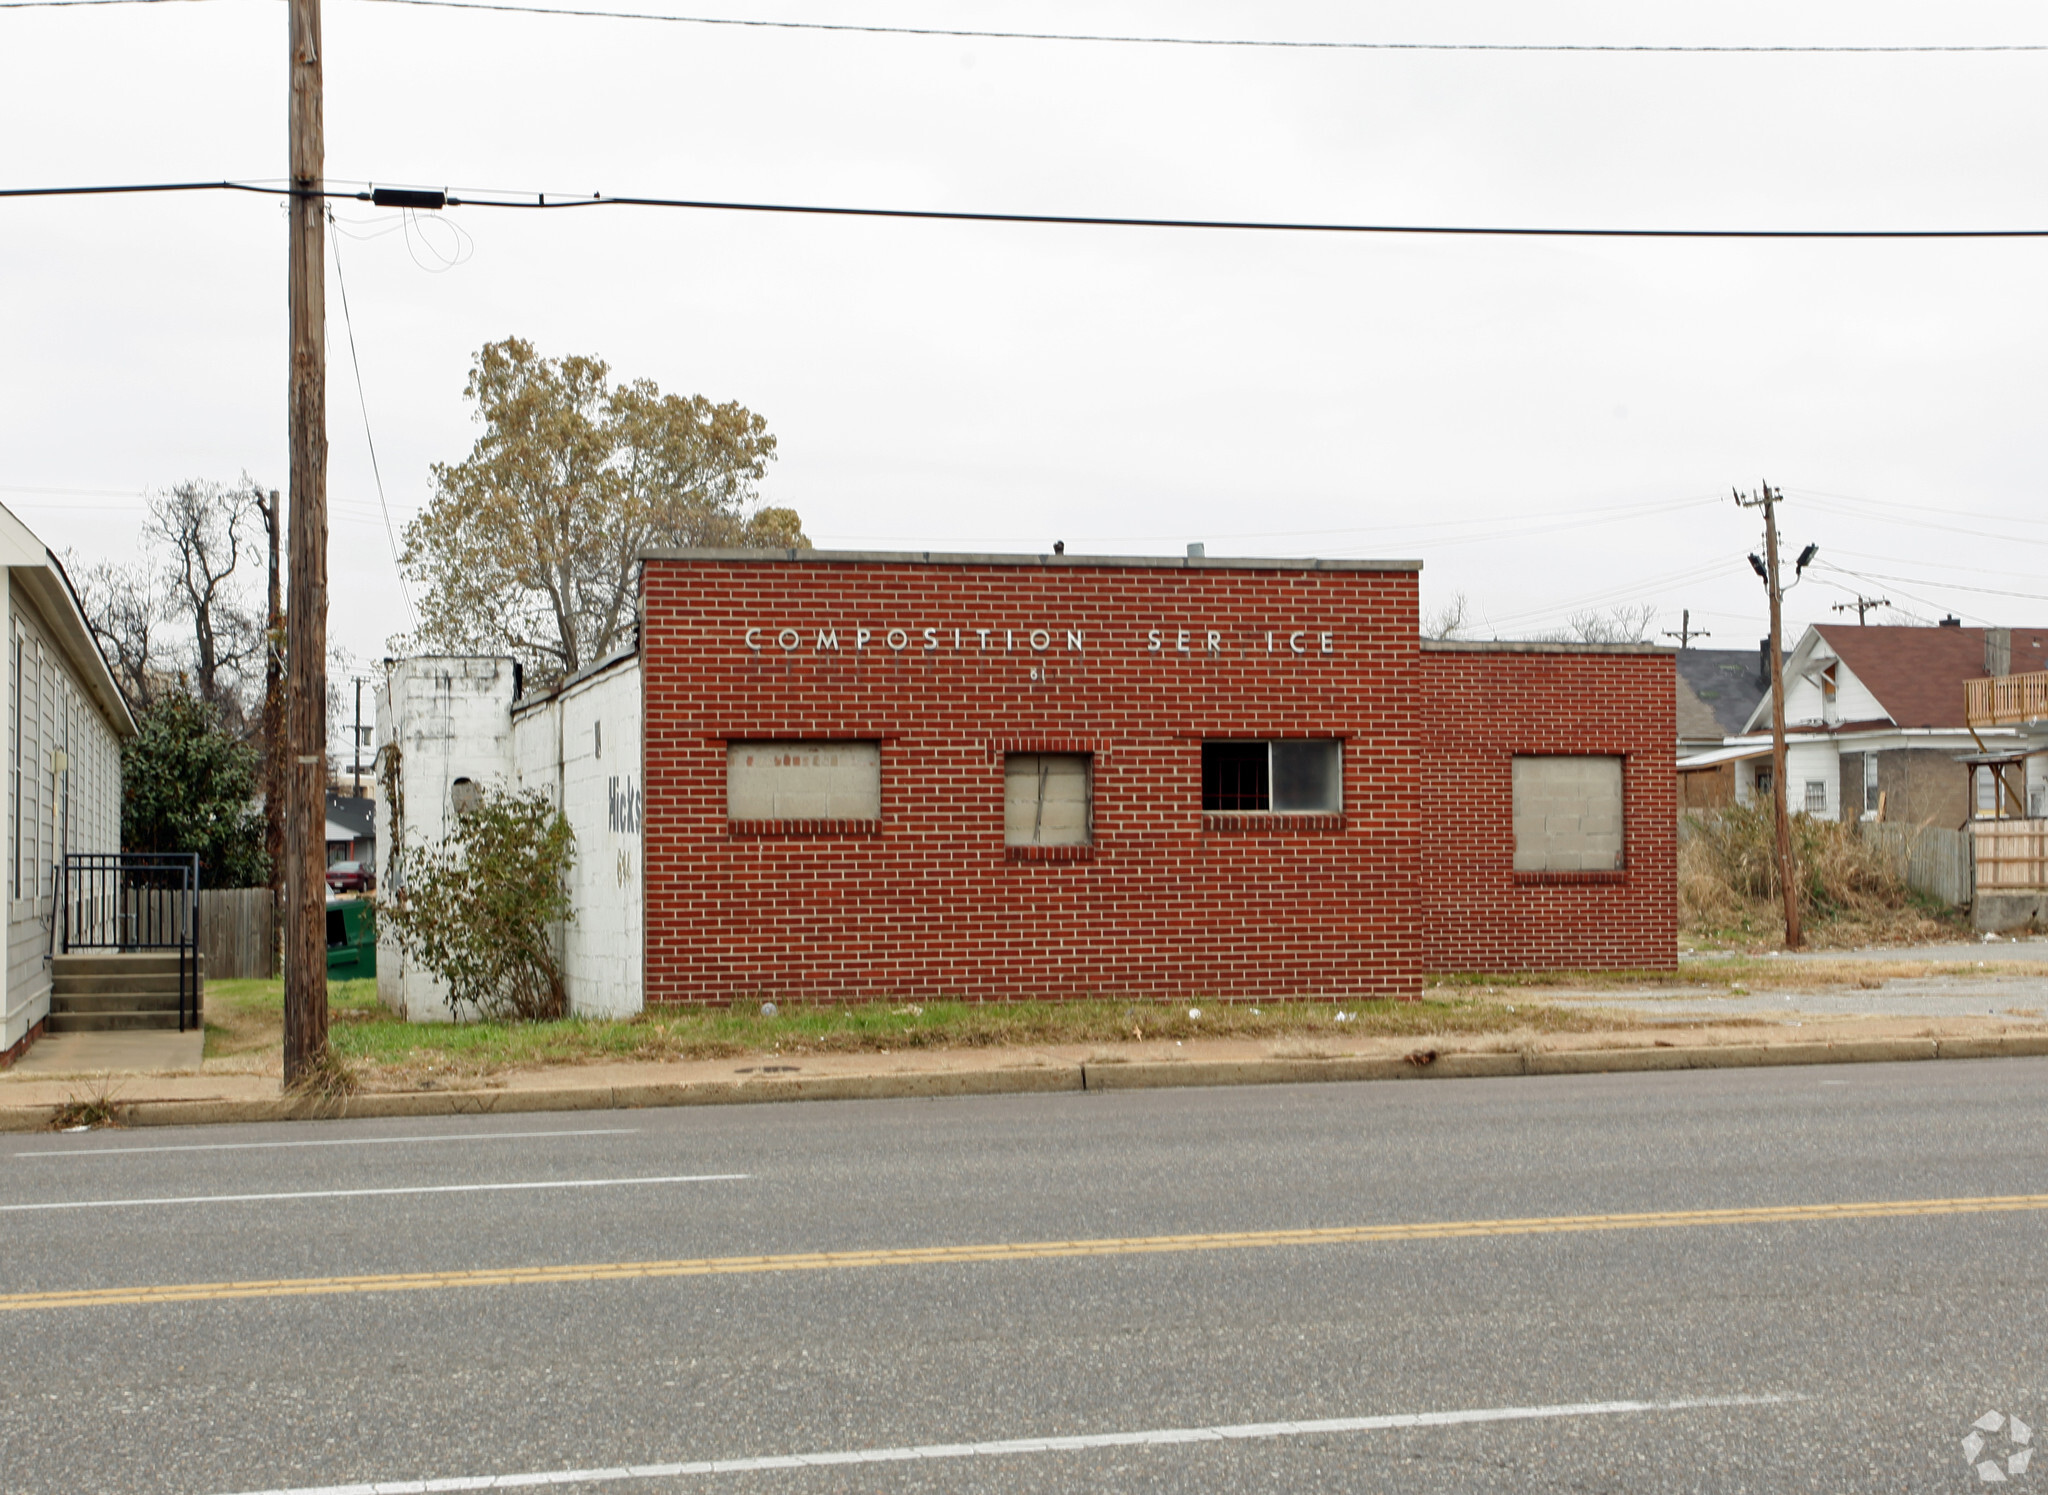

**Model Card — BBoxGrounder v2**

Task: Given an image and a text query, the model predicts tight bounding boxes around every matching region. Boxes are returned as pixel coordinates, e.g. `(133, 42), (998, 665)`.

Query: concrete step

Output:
(45, 1009), (195, 1033)
(52, 972), (195, 997)
(50, 990), (188, 1014)
(52, 953), (206, 979)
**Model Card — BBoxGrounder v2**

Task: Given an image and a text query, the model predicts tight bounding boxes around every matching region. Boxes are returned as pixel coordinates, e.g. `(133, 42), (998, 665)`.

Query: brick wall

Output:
(640, 555), (1424, 1003)
(1419, 644), (1677, 972)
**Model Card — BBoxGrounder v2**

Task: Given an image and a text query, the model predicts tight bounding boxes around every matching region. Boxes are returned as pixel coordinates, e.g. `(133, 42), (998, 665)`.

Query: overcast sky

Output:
(5, 0), (2045, 697)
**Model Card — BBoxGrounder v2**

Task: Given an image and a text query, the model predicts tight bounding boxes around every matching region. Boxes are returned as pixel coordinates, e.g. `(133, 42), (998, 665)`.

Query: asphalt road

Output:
(5, 1060), (2048, 1493)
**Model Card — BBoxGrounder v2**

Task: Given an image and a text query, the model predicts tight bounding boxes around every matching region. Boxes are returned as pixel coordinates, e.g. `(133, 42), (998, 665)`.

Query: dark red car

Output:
(325, 860), (375, 894)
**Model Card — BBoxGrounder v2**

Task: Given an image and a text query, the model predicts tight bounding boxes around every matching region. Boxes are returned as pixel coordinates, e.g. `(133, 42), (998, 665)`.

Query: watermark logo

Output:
(1964, 1411), (2033, 1483)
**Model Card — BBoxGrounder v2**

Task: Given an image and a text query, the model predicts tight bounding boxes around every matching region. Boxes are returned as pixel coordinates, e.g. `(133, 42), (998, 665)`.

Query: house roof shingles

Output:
(325, 792), (375, 842)
(1816, 624), (2048, 730)
(1675, 647), (1775, 740)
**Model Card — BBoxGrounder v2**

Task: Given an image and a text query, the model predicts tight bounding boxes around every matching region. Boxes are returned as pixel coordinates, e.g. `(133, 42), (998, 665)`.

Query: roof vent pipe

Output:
(1939, 615), (1963, 628)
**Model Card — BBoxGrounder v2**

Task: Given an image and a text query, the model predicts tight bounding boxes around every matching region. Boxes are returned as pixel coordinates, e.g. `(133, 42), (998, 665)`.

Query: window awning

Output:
(1677, 744), (1773, 771)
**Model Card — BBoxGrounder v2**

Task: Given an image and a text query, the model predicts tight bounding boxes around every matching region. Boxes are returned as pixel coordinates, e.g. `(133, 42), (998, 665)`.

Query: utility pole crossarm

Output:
(1663, 609), (1709, 649)
(1832, 596), (1890, 625)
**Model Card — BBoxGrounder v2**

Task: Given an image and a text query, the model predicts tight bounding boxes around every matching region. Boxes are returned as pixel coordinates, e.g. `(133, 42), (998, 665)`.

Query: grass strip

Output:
(202, 978), (1636, 1081)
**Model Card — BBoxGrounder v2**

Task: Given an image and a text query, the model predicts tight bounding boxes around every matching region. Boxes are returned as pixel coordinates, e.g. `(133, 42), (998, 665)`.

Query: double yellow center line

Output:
(10, 1190), (2045, 1313)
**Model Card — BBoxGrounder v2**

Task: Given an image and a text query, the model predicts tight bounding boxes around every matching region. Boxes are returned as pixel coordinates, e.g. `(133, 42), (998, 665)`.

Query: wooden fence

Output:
(1860, 823), (1975, 907)
(199, 887), (276, 980)
(1971, 818), (2048, 894)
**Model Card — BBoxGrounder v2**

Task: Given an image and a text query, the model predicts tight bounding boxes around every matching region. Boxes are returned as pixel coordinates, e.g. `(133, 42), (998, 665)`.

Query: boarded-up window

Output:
(727, 742), (880, 821)
(1005, 754), (1092, 846)
(1512, 756), (1624, 872)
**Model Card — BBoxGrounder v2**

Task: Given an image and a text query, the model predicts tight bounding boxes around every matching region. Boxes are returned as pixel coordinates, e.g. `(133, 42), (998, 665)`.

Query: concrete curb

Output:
(6, 1033), (2048, 1132)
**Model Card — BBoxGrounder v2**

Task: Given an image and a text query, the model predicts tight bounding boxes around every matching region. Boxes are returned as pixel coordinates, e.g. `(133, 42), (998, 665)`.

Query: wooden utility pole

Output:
(256, 489), (285, 901)
(1662, 609), (1710, 649)
(1831, 596), (1890, 625)
(1736, 483), (1802, 950)
(284, 0), (329, 1082)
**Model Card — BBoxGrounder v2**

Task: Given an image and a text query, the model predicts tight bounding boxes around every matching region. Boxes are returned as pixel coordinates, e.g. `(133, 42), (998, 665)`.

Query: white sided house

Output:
(1696, 623), (2047, 828)
(374, 651), (642, 1021)
(0, 505), (134, 1062)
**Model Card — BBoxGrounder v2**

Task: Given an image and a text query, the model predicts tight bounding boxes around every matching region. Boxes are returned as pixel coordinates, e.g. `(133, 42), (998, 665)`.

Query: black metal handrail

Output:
(59, 854), (203, 1033)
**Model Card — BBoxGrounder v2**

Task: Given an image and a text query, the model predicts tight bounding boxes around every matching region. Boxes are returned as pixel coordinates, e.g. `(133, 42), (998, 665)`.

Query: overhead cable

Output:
(7, 0), (2045, 52)
(4, 179), (2047, 239)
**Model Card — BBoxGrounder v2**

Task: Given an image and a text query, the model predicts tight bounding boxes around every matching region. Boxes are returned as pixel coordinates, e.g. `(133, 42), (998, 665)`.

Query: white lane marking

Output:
(210, 1393), (1791, 1493)
(13, 1128), (639, 1160)
(0, 1175), (747, 1213)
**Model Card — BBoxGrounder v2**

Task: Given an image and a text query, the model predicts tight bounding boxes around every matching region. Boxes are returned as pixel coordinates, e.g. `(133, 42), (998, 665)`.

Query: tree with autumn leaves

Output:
(399, 338), (805, 687)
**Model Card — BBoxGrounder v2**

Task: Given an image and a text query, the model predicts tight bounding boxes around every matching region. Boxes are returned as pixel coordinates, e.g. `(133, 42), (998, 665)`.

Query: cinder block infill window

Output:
(1511, 755), (1624, 874)
(727, 742), (881, 829)
(1202, 741), (1341, 813)
(1005, 753), (1092, 848)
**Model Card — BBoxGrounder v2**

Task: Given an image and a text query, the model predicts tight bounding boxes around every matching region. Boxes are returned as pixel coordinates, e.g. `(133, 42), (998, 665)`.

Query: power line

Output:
(1813, 562), (2048, 605)
(326, 207), (420, 633)
(8, 0), (2045, 53)
(6, 178), (2048, 238)
(1785, 484), (2048, 529)
(1811, 567), (1974, 625)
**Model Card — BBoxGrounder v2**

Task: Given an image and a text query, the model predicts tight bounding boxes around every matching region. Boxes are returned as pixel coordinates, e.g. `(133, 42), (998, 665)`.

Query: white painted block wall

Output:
(377, 653), (642, 1023)
(374, 657), (519, 1023)
(512, 658), (642, 1018)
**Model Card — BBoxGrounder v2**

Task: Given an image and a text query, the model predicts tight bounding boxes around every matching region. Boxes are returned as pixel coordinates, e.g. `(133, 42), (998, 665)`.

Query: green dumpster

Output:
(326, 899), (377, 979)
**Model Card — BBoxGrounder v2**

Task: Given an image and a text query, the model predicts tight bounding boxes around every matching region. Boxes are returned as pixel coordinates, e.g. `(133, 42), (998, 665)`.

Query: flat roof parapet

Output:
(640, 547), (1423, 573)
(1422, 639), (1676, 656)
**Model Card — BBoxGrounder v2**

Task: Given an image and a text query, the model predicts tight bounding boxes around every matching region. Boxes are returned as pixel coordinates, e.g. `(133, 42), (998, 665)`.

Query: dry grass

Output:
(201, 979), (1651, 1084)
(1680, 804), (1969, 950)
(48, 1075), (127, 1130)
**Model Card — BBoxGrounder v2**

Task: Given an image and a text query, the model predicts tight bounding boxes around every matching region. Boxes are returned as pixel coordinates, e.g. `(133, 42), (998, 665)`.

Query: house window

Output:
(1201, 741), (1341, 814)
(1977, 768), (1998, 817)
(727, 741), (881, 822)
(1864, 752), (1880, 814)
(1004, 753), (1092, 847)
(1512, 756), (1623, 872)
(1804, 780), (1828, 814)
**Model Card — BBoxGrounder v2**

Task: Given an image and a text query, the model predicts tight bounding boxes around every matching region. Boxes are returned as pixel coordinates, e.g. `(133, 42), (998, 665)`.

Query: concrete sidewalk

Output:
(8, 1014), (2048, 1132)
(6, 1029), (204, 1077)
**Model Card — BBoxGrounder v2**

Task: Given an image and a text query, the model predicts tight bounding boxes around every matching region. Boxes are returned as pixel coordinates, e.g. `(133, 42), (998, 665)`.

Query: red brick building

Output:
(638, 551), (1674, 1005)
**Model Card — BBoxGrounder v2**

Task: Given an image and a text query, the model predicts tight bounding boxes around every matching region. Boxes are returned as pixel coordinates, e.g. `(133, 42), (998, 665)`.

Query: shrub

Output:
(121, 691), (269, 888)
(383, 782), (575, 1020)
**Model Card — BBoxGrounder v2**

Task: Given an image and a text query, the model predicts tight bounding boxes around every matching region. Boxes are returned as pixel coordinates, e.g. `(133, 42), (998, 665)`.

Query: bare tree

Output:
(1423, 591), (1470, 641)
(73, 557), (173, 711)
(148, 478), (262, 725)
(1556, 602), (1660, 645)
